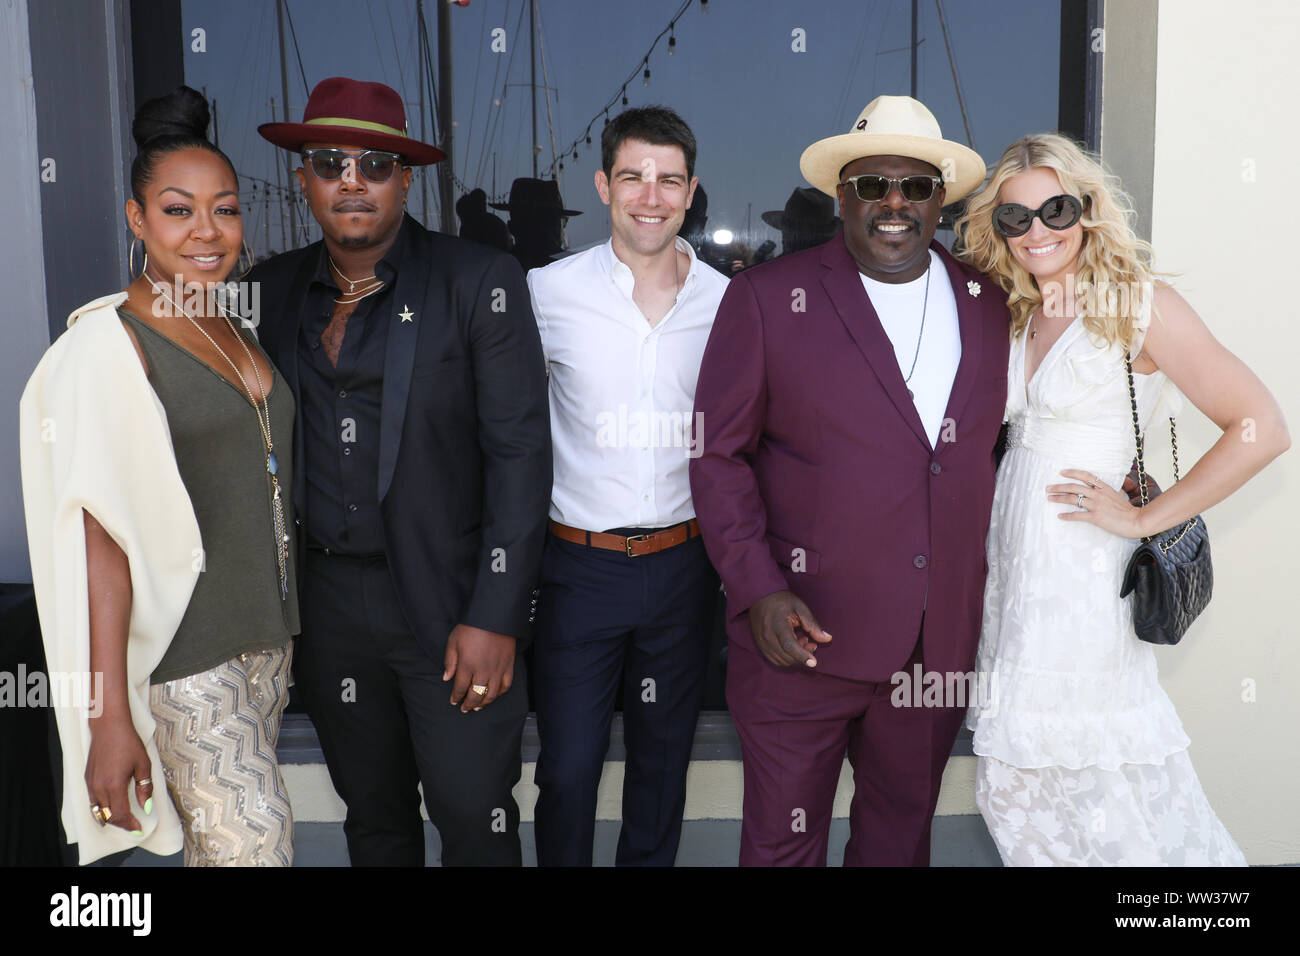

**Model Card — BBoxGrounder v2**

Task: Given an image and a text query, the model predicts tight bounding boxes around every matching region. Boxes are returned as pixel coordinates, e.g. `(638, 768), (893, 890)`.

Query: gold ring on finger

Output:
(471, 684), (488, 696)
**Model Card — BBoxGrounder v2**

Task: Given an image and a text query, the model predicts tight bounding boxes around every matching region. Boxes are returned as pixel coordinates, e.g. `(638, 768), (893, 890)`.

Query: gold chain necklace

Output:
(329, 255), (385, 306)
(149, 276), (291, 600)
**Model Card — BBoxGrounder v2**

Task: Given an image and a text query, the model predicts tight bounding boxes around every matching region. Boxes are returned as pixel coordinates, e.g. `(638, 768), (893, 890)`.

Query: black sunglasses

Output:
(993, 194), (1084, 237)
(839, 173), (944, 204)
(301, 147), (404, 184)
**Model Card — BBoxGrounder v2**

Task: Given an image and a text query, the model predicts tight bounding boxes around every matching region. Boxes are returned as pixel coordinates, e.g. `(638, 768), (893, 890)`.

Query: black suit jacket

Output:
(248, 214), (552, 653)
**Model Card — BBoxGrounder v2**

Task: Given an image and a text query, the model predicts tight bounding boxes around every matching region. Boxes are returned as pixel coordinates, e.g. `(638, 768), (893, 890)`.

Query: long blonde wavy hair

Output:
(956, 133), (1160, 350)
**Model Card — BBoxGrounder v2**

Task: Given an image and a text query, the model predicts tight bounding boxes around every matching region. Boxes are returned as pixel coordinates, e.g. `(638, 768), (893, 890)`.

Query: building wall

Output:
(0, 0), (52, 584)
(2, 0), (138, 583)
(1121, 0), (1297, 864)
(1099, 0), (1158, 239)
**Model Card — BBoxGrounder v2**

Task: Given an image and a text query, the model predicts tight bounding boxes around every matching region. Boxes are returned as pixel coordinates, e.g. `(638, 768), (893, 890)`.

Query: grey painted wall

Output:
(3, 0), (136, 582)
(1100, 0), (1158, 241)
(2, 0), (53, 584)
(28, 0), (135, 340)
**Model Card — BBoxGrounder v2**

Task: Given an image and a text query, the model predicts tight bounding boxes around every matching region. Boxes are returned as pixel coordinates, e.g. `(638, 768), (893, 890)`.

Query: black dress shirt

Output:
(297, 223), (408, 555)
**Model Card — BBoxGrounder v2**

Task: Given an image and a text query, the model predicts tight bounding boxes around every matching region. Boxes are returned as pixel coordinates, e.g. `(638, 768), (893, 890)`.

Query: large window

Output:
(175, 0), (1080, 710)
(181, 0), (1069, 266)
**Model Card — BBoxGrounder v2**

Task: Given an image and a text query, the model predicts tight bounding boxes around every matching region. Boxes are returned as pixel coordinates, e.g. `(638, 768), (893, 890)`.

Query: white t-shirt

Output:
(859, 249), (961, 448)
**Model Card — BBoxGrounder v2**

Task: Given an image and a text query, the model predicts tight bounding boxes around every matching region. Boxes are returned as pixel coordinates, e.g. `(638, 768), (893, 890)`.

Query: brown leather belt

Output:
(548, 518), (701, 557)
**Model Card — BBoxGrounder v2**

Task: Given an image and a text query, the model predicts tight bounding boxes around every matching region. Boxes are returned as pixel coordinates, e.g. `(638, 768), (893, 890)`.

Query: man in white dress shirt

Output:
(526, 106), (729, 866)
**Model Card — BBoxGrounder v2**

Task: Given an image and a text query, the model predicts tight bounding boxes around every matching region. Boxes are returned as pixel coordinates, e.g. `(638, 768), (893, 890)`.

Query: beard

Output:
(338, 232), (372, 248)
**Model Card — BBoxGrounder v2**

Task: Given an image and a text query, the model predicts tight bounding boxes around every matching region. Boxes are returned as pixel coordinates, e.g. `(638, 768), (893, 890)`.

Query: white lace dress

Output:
(965, 309), (1246, 866)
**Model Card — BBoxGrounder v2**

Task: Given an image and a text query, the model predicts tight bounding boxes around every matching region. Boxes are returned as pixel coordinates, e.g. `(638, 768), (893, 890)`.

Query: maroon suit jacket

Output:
(689, 235), (1010, 682)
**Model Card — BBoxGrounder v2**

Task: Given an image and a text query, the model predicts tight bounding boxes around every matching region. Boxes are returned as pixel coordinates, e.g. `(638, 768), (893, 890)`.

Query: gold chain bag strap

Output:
(1117, 353), (1213, 644)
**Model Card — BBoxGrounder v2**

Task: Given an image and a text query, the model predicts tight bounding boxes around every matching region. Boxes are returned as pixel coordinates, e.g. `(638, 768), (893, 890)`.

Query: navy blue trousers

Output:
(533, 528), (718, 866)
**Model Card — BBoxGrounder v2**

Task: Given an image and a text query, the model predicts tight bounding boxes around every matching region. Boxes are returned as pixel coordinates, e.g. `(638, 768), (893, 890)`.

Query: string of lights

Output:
(543, 0), (706, 176)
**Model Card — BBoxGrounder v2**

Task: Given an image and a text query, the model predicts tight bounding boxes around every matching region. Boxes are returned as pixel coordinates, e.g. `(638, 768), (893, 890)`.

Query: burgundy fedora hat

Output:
(258, 76), (445, 166)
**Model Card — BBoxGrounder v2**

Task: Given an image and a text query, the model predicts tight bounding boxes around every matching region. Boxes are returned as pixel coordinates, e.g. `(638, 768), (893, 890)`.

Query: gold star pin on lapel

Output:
(399, 305), (414, 323)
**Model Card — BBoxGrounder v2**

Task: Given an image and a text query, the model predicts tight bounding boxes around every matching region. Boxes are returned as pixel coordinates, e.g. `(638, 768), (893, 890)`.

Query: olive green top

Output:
(118, 310), (300, 683)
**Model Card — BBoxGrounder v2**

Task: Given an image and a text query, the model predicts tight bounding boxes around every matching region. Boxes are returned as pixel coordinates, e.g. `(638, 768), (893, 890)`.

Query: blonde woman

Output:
(955, 133), (1288, 866)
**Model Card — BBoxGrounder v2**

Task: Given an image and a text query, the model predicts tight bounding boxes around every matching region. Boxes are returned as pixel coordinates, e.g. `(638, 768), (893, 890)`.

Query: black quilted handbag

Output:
(1118, 353), (1213, 645)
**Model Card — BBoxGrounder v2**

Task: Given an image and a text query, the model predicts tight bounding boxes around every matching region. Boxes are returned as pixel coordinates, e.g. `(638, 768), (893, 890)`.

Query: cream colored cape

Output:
(19, 292), (201, 864)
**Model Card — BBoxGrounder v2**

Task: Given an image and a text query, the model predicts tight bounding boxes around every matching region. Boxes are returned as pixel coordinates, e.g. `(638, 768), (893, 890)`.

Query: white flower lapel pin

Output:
(967, 280), (982, 298)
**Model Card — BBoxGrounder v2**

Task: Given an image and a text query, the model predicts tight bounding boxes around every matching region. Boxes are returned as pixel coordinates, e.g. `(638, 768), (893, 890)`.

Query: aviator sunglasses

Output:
(992, 194), (1084, 238)
(839, 173), (944, 203)
(301, 147), (404, 184)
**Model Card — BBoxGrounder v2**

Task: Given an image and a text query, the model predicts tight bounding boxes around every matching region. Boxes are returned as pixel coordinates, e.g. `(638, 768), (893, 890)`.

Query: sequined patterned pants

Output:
(148, 643), (295, 866)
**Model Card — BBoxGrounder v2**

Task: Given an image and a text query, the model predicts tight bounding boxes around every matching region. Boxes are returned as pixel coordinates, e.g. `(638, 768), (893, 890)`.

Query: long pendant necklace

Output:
(329, 255), (385, 306)
(150, 278), (291, 600)
(903, 261), (932, 400)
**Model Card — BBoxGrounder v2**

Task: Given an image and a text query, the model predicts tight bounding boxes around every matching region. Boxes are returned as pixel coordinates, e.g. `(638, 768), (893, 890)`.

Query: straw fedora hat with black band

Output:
(258, 76), (445, 165)
(799, 95), (986, 203)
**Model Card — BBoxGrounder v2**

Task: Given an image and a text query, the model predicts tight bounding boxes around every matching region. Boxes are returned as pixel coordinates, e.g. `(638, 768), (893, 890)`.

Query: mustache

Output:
(333, 200), (377, 212)
(868, 213), (921, 231)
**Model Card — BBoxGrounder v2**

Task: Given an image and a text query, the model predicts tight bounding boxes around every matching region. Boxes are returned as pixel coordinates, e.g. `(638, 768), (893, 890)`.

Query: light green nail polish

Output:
(131, 830), (144, 837)
(144, 797), (154, 815)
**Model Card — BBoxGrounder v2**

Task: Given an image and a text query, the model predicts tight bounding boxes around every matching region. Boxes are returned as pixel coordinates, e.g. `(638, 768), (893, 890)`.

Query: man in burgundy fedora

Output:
(250, 77), (551, 866)
(689, 95), (1009, 866)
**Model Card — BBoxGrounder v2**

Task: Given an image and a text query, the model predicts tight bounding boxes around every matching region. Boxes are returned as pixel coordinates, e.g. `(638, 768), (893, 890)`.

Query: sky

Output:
(182, 0), (1060, 257)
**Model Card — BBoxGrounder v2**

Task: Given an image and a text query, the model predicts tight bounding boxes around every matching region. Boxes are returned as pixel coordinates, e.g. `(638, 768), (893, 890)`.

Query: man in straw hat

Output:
(690, 95), (1010, 865)
(249, 77), (552, 866)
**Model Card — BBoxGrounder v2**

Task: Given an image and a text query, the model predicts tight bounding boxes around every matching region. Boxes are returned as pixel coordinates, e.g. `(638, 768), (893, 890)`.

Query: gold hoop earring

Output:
(236, 239), (255, 279)
(129, 237), (148, 281)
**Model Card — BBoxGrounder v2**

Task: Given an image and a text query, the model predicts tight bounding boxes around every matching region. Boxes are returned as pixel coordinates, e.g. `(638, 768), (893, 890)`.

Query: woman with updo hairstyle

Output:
(955, 133), (1288, 866)
(20, 85), (300, 866)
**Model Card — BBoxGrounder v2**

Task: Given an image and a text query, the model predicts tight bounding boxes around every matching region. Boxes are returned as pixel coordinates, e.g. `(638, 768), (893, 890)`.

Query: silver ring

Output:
(1077, 493), (1085, 508)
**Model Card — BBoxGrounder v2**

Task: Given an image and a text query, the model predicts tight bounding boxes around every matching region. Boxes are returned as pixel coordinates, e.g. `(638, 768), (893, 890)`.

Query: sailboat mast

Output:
(529, 0), (538, 178)
(910, 0), (918, 98)
(276, 0), (298, 248)
(418, 0), (429, 226)
(271, 97), (287, 254)
(436, 0), (456, 234)
(935, 0), (975, 149)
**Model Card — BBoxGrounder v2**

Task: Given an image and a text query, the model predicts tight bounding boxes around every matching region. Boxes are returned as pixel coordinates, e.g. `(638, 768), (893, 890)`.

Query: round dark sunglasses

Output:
(840, 173), (943, 204)
(301, 147), (403, 184)
(993, 194), (1084, 237)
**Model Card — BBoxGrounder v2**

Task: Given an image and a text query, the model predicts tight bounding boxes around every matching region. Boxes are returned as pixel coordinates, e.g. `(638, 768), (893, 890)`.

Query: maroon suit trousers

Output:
(726, 629), (964, 866)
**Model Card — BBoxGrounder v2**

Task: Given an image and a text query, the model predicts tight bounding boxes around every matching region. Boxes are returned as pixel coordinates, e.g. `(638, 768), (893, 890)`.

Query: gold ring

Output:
(91, 804), (112, 825)
(471, 684), (488, 696)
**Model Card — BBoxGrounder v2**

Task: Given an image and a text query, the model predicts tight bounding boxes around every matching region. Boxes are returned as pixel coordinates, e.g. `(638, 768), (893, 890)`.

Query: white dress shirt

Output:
(859, 249), (961, 448)
(528, 236), (729, 531)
